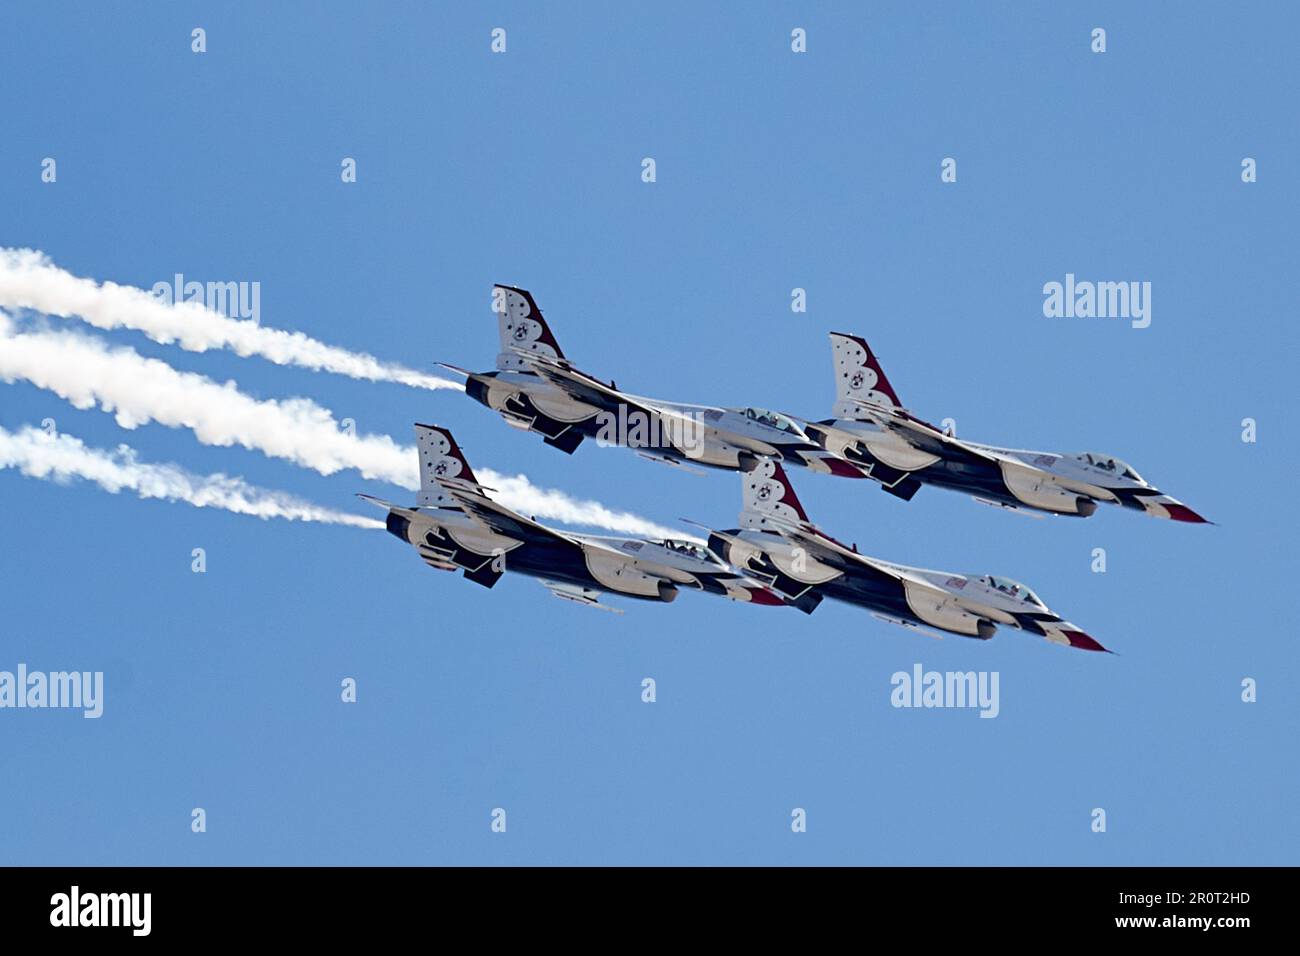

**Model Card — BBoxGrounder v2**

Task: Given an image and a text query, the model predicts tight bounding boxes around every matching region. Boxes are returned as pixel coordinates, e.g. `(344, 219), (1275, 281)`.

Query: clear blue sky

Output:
(1, 2), (1295, 865)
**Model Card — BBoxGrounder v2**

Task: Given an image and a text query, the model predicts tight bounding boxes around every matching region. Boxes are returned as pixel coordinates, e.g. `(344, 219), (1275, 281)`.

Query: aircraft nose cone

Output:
(1163, 502), (1210, 524)
(1060, 629), (1110, 653)
(1145, 494), (1210, 524)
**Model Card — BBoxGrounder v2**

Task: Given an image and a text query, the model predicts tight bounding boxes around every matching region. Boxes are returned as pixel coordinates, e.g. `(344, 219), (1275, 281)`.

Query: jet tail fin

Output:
(739, 457), (813, 531)
(493, 285), (566, 371)
(414, 423), (485, 508)
(829, 332), (904, 419)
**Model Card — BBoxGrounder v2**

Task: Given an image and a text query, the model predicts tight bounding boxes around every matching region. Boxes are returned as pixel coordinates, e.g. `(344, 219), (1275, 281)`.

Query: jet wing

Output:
(845, 401), (1069, 495)
(764, 516), (960, 601)
(516, 350), (735, 459)
(846, 400), (995, 461)
(440, 482), (655, 568)
(512, 350), (659, 420)
(439, 482), (578, 551)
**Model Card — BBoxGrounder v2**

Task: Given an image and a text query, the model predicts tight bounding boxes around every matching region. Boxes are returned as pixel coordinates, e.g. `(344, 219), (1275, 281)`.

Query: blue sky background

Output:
(1, 2), (1295, 865)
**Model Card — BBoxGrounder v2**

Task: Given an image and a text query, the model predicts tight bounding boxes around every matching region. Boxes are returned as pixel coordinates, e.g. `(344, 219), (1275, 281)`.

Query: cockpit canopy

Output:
(1072, 452), (1145, 484)
(981, 575), (1046, 608)
(661, 539), (716, 563)
(742, 407), (805, 436)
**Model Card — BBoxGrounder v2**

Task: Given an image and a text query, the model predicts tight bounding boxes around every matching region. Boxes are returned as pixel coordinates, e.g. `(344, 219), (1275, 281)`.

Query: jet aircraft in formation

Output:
(440, 285), (1206, 522)
(439, 285), (850, 476)
(703, 457), (1108, 652)
(360, 424), (784, 613)
(801, 332), (1209, 522)
(369, 285), (1211, 650)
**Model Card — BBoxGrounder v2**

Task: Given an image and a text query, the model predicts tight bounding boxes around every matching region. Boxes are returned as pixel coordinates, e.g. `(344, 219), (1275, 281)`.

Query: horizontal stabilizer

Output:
(434, 362), (472, 379)
(881, 475), (923, 501)
(463, 563), (504, 589)
(783, 589), (824, 615)
(543, 429), (585, 454)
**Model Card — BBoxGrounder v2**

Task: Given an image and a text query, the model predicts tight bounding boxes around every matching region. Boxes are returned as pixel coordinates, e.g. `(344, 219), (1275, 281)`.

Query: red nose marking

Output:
(1163, 503), (1209, 524)
(1061, 630), (1110, 653)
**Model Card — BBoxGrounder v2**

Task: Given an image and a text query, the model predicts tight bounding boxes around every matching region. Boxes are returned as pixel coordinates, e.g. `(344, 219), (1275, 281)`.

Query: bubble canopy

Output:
(743, 407), (806, 436)
(1072, 452), (1145, 483)
(661, 539), (717, 563)
(981, 575), (1046, 608)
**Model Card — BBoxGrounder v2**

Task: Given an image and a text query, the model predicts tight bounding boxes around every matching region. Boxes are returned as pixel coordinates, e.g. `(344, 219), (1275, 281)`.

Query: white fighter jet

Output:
(359, 423), (785, 612)
(702, 457), (1110, 652)
(800, 333), (1209, 522)
(439, 285), (854, 476)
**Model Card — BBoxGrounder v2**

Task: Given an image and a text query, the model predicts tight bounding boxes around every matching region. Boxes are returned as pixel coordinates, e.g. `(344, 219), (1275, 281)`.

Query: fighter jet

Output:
(359, 423), (784, 612)
(703, 457), (1110, 651)
(439, 285), (855, 476)
(800, 332), (1208, 522)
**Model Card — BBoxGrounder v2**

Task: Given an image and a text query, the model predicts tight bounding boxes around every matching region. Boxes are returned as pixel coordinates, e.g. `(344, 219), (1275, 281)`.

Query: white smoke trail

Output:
(475, 470), (689, 540)
(0, 315), (682, 539)
(0, 424), (383, 528)
(0, 248), (459, 391)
